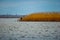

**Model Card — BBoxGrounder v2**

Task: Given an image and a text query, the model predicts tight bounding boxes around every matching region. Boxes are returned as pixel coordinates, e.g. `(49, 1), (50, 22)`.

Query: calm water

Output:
(0, 18), (60, 40)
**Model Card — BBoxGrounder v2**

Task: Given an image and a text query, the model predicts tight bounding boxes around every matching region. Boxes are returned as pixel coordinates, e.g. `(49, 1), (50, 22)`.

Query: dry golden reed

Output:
(19, 12), (60, 21)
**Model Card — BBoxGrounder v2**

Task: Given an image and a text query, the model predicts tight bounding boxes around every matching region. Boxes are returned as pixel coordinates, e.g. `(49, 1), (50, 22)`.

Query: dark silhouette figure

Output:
(20, 17), (22, 20)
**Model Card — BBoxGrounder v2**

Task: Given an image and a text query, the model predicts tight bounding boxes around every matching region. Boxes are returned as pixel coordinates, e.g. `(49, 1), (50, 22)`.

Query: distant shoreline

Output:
(0, 15), (26, 18)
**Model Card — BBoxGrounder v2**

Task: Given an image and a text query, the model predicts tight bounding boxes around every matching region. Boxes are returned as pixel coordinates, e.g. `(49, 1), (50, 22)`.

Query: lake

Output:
(0, 18), (60, 40)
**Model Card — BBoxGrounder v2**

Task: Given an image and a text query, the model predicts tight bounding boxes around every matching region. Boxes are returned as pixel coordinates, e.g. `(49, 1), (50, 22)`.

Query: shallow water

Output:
(0, 18), (60, 40)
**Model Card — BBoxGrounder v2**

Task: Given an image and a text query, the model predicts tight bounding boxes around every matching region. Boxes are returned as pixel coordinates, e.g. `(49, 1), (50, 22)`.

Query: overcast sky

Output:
(0, 0), (60, 15)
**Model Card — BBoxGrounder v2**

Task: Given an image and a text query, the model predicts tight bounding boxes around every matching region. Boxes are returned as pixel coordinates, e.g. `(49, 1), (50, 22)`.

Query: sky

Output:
(0, 0), (60, 15)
